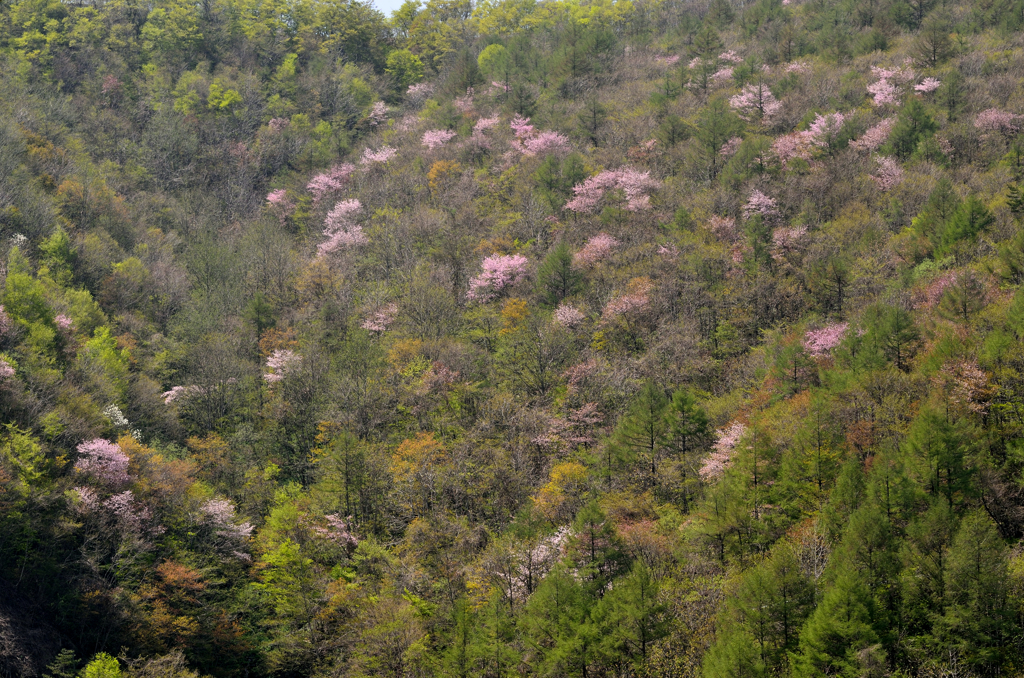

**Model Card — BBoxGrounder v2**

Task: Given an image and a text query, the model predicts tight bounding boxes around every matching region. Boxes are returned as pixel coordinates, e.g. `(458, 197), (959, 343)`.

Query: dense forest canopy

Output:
(2, 0), (1024, 675)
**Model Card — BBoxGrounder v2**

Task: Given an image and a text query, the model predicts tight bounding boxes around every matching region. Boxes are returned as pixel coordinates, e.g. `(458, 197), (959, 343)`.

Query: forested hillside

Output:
(2, 0), (1024, 674)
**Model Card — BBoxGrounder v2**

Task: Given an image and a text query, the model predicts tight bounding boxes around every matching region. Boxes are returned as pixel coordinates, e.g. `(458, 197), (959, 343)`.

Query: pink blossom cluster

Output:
(367, 101), (388, 126)
(708, 215), (738, 241)
(654, 55), (681, 66)
(361, 303), (398, 332)
(264, 349), (300, 382)
(55, 314), (74, 332)
(700, 421), (746, 481)
(406, 82), (434, 104)
(510, 115), (535, 139)
(553, 303), (586, 328)
(785, 61), (811, 75)
(719, 50), (744, 64)
(573, 233), (620, 267)
(103, 490), (151, 531)
(266, 189), (289, 205)
(75, 439), (131, 485)
(466, 253), (529, 302)
(658, 243), (680, 258)
(454, 90), (474, 113)
(307, 164), (355, 203)
(395, 114), (419, 132)
(564, 168), (660, 213)
(914, 77), (941, 93)
(922, 271), (958, 307)
(803, 322), (848, 356)
(0, 305), (9, 336)
(268, 117), (290, 132)
(729, 83), (782, 121)
(601, 278), (654, 324)
(162, 385), (203, 403)
(806, 112), (846, 149)
(72, 486), (100, 512)
(202, 498), (254, 540)
(772, 132), (816, 167)
(712, 67), (734, 84)
(0, 357), (14, 381)
(719, 136), (742, 157)
(475, 116), (500, 133)
(564, 358), (597, 392)
(850, 117), (896, 152)
(361, 145), (398, 165)
(743, 189), (779, 220)
(867, 65), (913, 106)
(313, 514), (359, 548)
(522, 131), (571, 157)
(975, 108), (1021, 136)
(319, 199), (366, 254)
(533, 402), (604, 449)
(688, 57), (702, 70)
(490, 80), (511, 93)
(422, 129), (457, 149)
(870, 155), (904, 191)
(102, 74), (120, 94)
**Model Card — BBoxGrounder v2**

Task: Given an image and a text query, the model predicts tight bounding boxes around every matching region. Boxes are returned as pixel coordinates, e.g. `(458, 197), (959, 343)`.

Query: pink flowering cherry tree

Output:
(850, 117), (896, 152)
(803, 322), (848, 357)
(75, 439), (132, 485)
(361, 304), (399, 333)
(870, 156), (904, 191)
(467, 254), (529, 302)
(699, 422), (746, 481)
(422, 129), (457, 149)
(553, 303), (586, 328)
(573, 233), (620, 268)
(564, 168), (660, 214)
(264, 349), (300, 382)
(361, 146), (398, 165)
(743, 189), (779, 222)
(318, 199), (367, 255)
(975, 108), (1022, 137)
(307, 164), (355, 203)
(729, 82), (782, 121)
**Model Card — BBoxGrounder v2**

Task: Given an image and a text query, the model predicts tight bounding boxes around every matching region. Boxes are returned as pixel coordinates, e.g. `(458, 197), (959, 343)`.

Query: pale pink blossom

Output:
(75, 439), (131, 485)
(914, 77), (941, 93)
(103, 490), (150, 530)
(474, 116), (500, 132)
(367, 101), (388, 126)
(406, 82), (434, 104)
(553, 303), (586, 328)
(564, 168), (660, 213)
(55, 314), (74, 332)
(268, 118), (290, 132)
(533, 403), (604, 449)
(0, 357), (14, 380)
(162, 385), (203, 403)
(510, 115), (535, 139)
(522, 131), (571, 157)
(202, 498), (254, 540)
(0, 305), (10, 336)
(491, 80), (512, 93)
(719, 50), (743, 64)
(361, 304), (398, 332)
(720, 136), (743, 157)
(730, 83), (782, 121)
(573, 233), (620, 268)
(658, 243), (680, 258)
(361, 146), (398, 165)
(564, 359), (598, 392)
(467, 254), (529, 302)
(266, 189), (289, 205)
(700, 422), (746, 481)
(975, 108), (1021, 136)
(688, 57), (702, 70)
(785, 61), (811, 75)
(743, 189), (779, 221)
(264, 349), (300, 382)
(454, 90), (474, 113)
(600, 279), (654, 325)
(772, 132), (815, 167)
(422, 129), (457, 149)
(313, 514), (358, 548)
(870, 155), (903, 191)
(319, 199), (366, 254)
(712, 67), (734, 84)
(423, 362), (460, 392)
(850, 117), (896, 152)
(307, 164), (355, 203)
(866, 66), (912, 107)
(803, 322), (848, 356)
(806, 112), (847, 152)
(655, 55), (681, 66)
(72, 486), (100, 513)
